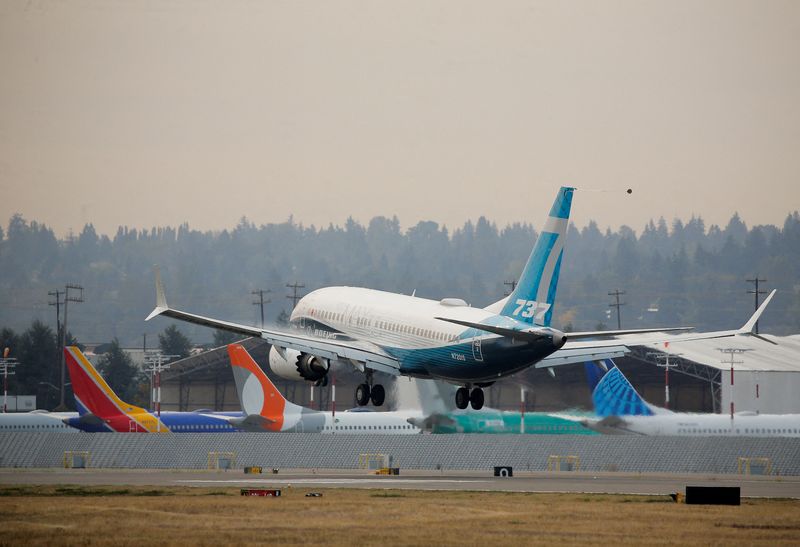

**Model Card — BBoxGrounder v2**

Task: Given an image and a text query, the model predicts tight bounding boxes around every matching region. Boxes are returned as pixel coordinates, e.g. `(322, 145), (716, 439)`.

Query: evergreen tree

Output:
(213, 329), (244, 347)
(158, 325), (191, 360)
(97, 338), (141, 403)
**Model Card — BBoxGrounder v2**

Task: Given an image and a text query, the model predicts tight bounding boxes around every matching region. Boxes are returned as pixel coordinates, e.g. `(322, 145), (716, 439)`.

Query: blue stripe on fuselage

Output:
(388, 337), (559, 382)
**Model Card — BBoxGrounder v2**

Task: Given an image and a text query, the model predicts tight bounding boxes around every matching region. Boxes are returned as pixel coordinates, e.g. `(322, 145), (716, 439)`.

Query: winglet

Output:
(738, 289), (777, 341)
(145, 265), (169, 321)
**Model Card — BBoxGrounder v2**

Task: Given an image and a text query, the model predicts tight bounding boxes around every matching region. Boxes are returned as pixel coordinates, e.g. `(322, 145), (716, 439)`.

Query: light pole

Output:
(649, 343), (681, 409)
(718, 348), (750, 422)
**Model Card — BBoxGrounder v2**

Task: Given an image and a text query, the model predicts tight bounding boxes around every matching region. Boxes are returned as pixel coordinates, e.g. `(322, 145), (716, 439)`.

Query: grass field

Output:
(1, 485), (799, 546)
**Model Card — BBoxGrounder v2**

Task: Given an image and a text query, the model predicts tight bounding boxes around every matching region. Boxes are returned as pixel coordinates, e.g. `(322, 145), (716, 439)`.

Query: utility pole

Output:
(48, 289), (63, 341)
(503, 279), (517, 297)
(608, 289), (625, 330)
(746, 276), (768, 334)
(718, 348), (750, 422)
(57, 284), (83, 411)
(144, 351), (178, 432)
(286, 282), (305, 310)
(1, 348), (19, 413)
(252, 289), (272, 328)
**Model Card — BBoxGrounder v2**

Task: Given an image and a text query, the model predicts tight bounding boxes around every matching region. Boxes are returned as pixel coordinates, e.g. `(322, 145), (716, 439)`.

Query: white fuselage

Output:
(292, 287), (485, 349)
(594, 412), (800, 437)
(280, 401), (422, 434)
(0, 412), (79, 433)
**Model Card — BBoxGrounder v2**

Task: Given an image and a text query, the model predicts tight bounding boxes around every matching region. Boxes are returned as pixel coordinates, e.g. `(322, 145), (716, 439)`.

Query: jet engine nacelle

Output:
(268, 346), (330, 386)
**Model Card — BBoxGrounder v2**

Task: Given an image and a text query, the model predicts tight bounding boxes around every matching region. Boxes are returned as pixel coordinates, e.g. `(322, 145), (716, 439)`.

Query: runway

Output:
(2, 468), (799, 498)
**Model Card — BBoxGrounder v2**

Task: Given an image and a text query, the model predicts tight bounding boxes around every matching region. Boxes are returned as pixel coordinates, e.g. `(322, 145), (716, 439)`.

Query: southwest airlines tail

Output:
(497, 186), (574, 326)
(227, 343), (301, 431)
(64, 346), (167, 432)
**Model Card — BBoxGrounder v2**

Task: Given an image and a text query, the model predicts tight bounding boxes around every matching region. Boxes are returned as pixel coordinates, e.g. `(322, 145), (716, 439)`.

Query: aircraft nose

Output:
(551, 330), (567, 348)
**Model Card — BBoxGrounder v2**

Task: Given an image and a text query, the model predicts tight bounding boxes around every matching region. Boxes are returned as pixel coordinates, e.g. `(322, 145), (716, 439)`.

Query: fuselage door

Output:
(472, 338), (484, 362)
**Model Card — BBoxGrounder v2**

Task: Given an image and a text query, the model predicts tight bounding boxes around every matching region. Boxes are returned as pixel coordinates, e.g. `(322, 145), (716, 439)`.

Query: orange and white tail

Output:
(227, 344), (299, 430)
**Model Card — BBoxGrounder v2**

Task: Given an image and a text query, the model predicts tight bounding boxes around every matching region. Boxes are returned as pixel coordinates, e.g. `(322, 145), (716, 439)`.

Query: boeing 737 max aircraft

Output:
(146, 187), (776, 411)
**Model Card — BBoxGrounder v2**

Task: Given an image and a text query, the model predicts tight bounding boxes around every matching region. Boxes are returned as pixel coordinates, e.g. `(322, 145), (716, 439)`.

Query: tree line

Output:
(0, 320), (208, 410)
(1, 209), (798, 353)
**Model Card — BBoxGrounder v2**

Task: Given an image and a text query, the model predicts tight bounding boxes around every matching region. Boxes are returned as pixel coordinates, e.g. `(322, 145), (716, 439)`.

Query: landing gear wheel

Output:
(355, 383), (371, 406)
(455, 387), (470, 410)
(470, 388), (484, 410)
(370, 384), (386, 407)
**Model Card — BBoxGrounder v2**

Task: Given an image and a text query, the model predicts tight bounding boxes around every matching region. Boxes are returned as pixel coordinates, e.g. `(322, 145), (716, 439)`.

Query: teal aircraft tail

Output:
(499, 186), (574, 326)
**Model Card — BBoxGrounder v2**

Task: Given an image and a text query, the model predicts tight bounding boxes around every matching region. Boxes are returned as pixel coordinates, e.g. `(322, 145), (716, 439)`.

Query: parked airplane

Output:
(63, 346), (242, 432)
(574, 360), (800, 437)
(224, 343), (421, 433)
(408, 380), (596, 435)
(146, 186), (776, 411)
(0, 410), (79, 432)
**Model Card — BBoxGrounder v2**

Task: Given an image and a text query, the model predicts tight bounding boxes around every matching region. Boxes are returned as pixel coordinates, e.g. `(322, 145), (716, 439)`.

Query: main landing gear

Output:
(455, 386), (484, 410)
(355, 382), (385, 407)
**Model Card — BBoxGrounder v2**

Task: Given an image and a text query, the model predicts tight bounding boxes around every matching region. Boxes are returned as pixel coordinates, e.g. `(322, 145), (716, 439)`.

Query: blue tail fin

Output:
(499, 186), (574, 326)
(584, 359), (613, 392)
(591, 365), (653, 417)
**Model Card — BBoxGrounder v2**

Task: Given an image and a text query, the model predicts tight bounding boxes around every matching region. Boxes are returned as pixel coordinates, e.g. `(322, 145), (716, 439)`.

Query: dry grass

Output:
(0, 485), (798, 546)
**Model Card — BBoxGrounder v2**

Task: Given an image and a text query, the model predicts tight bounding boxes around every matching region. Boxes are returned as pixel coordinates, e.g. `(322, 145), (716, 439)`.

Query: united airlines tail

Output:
(497, 186), (574, 326)
(589, 362), (654, 418)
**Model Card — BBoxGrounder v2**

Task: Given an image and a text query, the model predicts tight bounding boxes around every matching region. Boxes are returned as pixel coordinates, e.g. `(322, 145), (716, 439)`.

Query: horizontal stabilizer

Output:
(434, 317), (549, 342)
(226, 414), (276, 432)
(64, 413), (106, 427)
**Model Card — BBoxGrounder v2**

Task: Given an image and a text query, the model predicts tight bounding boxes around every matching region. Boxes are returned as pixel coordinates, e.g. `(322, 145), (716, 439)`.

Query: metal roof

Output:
(635, 334), (800, 373)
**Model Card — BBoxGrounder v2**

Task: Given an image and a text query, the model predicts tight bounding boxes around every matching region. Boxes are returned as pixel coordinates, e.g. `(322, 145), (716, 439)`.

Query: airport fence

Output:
(0, 433), (798, 476)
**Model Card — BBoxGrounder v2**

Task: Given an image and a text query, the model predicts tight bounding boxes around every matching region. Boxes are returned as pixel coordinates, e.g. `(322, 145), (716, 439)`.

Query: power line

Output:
(608, 289), (625, 330)
(745, 276), (768, 334)
(57, 284), (83, 411)
(251, 289), (271, 329)
(286, 282), (305, 310)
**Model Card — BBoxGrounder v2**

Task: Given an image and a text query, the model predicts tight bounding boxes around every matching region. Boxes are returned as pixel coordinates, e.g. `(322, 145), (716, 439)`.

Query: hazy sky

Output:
(1, 1), (798, 238)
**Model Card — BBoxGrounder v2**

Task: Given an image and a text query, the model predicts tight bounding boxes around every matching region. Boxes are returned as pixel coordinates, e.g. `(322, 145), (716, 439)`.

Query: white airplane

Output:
(224, 343), (421, 433)
(146, 186), (776, 411)
(573, 360), (800, 437)
(0, 410), (79, 433)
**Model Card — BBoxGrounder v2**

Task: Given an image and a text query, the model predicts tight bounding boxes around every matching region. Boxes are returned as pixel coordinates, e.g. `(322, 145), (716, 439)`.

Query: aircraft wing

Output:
(539, 289), (778, 368)
(145, 267), (402, 376)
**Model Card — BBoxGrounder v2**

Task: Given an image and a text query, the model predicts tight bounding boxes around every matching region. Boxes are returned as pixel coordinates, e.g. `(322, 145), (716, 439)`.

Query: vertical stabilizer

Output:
(591, 365), (654, 417)
(227, 344), (291, 430)
(498, 186), (574, 326)
(64, 346), (162, 432)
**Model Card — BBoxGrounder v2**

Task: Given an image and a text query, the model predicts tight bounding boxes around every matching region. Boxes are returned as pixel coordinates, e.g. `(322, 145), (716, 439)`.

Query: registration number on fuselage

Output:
(451, 353), (466, 361)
